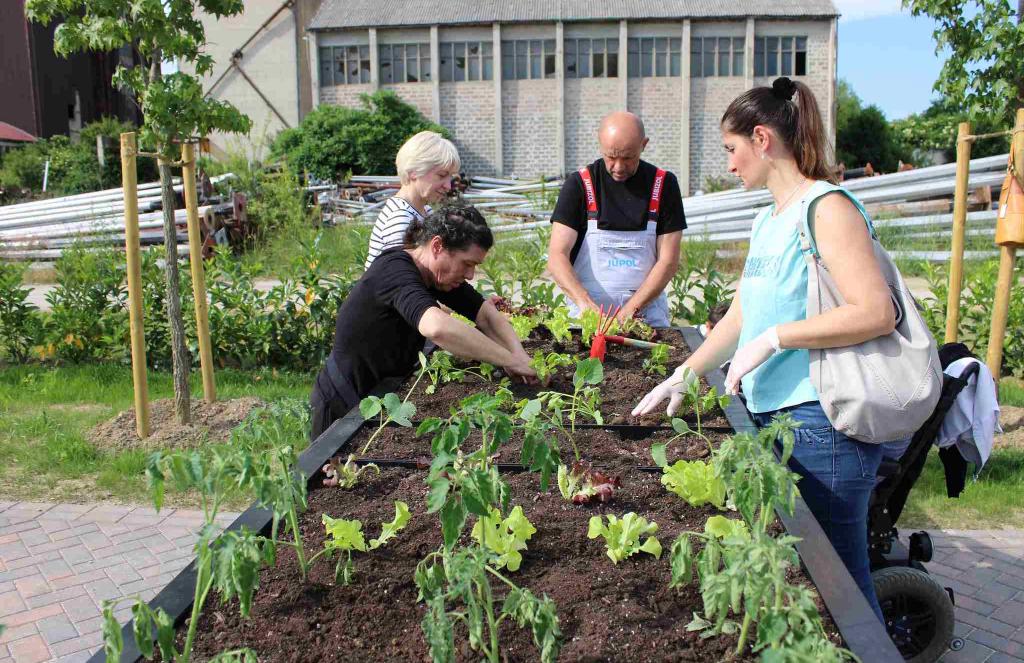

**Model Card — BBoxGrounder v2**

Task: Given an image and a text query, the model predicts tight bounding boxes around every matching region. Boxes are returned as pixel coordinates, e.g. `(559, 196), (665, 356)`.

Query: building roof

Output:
(310, 0), (839, 30)
(0, 122), (36, 143)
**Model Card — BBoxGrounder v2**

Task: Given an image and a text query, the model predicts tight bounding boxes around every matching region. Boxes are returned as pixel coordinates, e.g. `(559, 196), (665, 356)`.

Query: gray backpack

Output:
(797, 184), (942, 443)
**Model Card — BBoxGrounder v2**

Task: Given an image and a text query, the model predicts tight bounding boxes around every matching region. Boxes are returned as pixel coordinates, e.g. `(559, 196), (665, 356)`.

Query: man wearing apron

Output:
(547, 111), (685, 328)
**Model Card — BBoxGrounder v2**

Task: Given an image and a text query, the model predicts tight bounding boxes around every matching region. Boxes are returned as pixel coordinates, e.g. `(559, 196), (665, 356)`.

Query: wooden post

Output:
(182, 142), (216, 402)
(985, 108), (1024, 380)
(120, 132), (151, 439)
(945, 122), (972, 343)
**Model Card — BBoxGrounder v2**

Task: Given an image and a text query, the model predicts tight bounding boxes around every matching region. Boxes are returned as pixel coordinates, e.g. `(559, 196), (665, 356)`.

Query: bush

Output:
(0, 117), (157, 197)
(0, 262), (42, 362)
(920, 258), (1024, 379)
(271, 90), (449, 180)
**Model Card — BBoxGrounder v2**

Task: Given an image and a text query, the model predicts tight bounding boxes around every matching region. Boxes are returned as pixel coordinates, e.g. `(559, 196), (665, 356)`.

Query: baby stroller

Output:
(868, 343), (982, 663)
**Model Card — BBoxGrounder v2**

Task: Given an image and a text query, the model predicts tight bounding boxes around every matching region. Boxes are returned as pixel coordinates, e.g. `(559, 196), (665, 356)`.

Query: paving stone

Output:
(55, 652), (92, 663)
(25, 584), (88, 609)
(0, 541), (30, 562)
(47, 505), (93, 520)
(83, 577), (121, 603)
(18, 529), (51, 547)
(37, 559), (73, 582)
(0, 590), (27, 618)
(976, 583), (1022, 607)
(993, 601), (1024, 630)
(7, 634), (50, 663)
(14, 575), (51, 599)
(0, 564), (47, 583)
(938, 638), (996, 663)
(1, 602), (63, 628)
(50, 524), (98, 544)
(37, 613), (79, 645)
(49, 630), (101, 658)
(998, 573), (1024, 592)
(0, 622), (37, 645)
(957, 606), (1018, 637)
(59, 546), (93, 566)
(983, 653), (1024, 663)
(75, 505), (132, 523)
(60, 593), (100, 622)
(971, 629), (1024, 657)
(6, 550), (60, 572)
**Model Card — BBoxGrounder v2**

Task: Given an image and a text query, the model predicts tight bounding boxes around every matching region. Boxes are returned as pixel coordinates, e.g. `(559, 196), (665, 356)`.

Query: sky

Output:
(833, 0), (947, 120)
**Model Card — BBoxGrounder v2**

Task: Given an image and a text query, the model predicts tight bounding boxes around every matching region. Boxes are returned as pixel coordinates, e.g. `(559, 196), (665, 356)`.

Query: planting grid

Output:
(0, 501), (237, 663)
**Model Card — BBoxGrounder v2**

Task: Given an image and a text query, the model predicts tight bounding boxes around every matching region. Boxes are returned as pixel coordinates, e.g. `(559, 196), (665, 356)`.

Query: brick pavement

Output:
(0, 501), (236, 663)
(1, 498), (1022, 663)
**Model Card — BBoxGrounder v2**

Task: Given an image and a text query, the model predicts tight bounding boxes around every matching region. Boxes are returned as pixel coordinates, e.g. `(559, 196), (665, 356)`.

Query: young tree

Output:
(905, 0), (1024, 126)
(25, 0), (252, 424)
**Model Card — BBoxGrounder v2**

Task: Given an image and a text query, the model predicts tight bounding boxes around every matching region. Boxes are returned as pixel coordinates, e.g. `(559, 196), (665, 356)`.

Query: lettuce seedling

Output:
(587, 513), (662, 564)
(322, 454), (379, 489)
(415, 544), (562, 663)
(312, 501), (410, 585)
(651, 443), (727, 508)
(471, 505), (537, 571)
(557, 462), (621, 504)
(529, 350), (572, 384)
(543, 306), (573, 343)
(509, 314), (540, 340)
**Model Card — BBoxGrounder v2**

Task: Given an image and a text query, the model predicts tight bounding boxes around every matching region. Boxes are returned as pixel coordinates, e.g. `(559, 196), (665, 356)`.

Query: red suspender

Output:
(579, 167), (599, 220)
(648, 168), (666, 222)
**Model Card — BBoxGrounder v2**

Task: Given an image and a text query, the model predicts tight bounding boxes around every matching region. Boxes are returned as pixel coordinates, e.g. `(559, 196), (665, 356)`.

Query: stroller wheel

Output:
(873, 567), (955, 663)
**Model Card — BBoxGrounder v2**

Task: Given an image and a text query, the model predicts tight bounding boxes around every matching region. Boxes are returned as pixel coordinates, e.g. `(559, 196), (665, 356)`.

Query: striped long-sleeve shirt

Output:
(364, 197), (430, 269)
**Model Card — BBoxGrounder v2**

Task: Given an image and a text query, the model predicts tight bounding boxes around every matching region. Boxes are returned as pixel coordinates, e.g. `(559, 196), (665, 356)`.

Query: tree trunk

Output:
(158, 159), (192, 425)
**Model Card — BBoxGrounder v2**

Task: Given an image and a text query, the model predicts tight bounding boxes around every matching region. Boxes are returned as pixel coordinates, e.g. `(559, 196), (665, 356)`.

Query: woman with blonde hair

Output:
(634, 77), (901, 623)
(365, 131), (460, 268)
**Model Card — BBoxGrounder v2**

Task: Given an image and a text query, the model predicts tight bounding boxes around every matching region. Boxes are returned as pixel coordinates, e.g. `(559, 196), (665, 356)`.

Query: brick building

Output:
(307, 0), (838, 194)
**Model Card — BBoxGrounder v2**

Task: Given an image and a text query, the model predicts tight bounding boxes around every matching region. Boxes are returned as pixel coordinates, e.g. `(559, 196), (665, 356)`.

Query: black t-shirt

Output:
(328, 247), (484, 401)
(551, 159), (686, 263)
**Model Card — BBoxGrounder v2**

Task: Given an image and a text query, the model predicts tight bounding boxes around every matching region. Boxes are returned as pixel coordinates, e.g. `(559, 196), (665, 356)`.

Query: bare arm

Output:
(474, 299), (531, 362)
(546, 223), (598, 312)
(418, 307), (536, 380)
(621, 231), (681, 320)
(777, 194), (895, 350)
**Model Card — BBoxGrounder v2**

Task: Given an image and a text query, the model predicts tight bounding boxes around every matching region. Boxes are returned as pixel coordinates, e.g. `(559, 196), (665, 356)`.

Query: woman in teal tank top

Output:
(634, 77), (901, 625)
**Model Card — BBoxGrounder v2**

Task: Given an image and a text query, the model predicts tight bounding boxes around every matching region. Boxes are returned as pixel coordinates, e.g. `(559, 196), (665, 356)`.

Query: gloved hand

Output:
(632, 365), (699, 417)
(724, 325), (781, 395)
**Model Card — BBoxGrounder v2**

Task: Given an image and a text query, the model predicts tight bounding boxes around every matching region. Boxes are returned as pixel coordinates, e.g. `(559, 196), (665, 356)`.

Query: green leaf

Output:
(440, 496), (467, 549)
(391, 401), (416, 427)
(322, 514), (367, 552)
(369, 500), (410, 549)
(573, 357), (604, 387)
(359, 396), (382, 419)
(671, 418), (693, 436)
(101, 600), (124, 663)
(425, 477), (450, 513)
(704, 516), (750, 542)
(661, 460), (727, 508)
(651, 442), (668, 468)
(471, 506), (536, 572)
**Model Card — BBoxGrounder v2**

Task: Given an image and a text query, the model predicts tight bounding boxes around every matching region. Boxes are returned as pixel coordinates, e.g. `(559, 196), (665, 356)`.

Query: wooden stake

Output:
(945, 122), (972, 343)
(120, 132), (151, 439)
(985, 109), (1024, 380)
(182, 142), (216, 403)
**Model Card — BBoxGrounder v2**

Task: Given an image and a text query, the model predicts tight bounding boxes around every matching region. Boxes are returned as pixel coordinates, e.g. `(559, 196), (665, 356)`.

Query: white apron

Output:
(565, 166), (671, 327)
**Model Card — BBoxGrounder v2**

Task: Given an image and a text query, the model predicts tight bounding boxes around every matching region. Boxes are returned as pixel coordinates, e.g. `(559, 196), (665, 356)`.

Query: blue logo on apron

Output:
(608, 258), (640, 268)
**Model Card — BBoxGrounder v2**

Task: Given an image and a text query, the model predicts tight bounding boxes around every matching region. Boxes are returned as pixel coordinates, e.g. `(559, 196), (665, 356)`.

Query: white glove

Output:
(724, 325), (781, 396)
(632, 366), (699, 417)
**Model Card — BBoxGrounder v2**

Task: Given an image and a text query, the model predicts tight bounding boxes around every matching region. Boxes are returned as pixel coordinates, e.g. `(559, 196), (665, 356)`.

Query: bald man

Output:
(547, 112), (685, 327)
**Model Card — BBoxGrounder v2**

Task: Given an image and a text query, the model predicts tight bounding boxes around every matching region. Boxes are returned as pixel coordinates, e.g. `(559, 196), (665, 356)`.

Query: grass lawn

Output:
(0, 363), (313, 508)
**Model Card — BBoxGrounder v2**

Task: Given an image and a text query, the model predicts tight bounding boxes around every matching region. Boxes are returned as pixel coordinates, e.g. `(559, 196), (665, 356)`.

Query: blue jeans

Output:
(751, 401), (885, 624)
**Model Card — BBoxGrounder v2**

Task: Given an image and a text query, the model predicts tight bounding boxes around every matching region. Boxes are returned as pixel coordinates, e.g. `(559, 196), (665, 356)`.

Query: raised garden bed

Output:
(91, 327), (903, 663)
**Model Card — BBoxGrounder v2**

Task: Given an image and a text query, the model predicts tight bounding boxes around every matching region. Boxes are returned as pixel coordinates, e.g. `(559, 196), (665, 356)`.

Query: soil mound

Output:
(89, 397), (266, 452)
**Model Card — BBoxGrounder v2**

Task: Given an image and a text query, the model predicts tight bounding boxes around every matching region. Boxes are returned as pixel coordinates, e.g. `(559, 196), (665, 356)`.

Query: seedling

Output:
(415, 545), (562, 663)
(619, 316), (656, 341)
(642, 343), (670, 376)
(471, 505), (537, 571)
(542, 306), (573, 344)
(528, 350), (572, 384)
(509, 314), (539, 340)
(557, 462), (621, 504)
(664, 379), (730, 455)
(588, 513), (662, 564)
(522, 281), (566, 313)
(579, 308), (603, 345)
(322, 454), (380, 489)
(423, 350), (495, 395)
(518, 400), (561, 491)
(535, 357), (604, 460)
(358, 352), (429, 455)
(309, 501), (410, 585)
(650, 443), (727, 508)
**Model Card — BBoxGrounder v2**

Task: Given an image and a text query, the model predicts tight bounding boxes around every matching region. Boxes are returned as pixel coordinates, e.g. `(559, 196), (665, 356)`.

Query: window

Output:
(564, 38), (618, 78)
(378, 42), (431, 83)
(753, 36), (806, 77)
(689, 37), (744, 77)
(439, 41), (493, 81)
(501, 39), (557, 80)
(319, 45), (371, 85)
(626, 38), (682, 77)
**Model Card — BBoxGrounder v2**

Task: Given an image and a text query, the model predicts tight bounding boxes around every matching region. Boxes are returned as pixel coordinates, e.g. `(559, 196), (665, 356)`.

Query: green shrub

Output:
(0, 262), (42, 362)
(271, 91), (449, 180)
(670, 235), (735, 325)
(920, 258), (1024, 378)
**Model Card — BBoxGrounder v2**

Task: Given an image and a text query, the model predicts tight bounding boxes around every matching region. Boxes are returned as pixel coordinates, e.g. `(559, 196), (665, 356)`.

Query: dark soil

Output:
(182, 467), (835, 663)
(349, 424), (721, 473)
(88, 397), (265, 452)
(400, 329), (730, 428)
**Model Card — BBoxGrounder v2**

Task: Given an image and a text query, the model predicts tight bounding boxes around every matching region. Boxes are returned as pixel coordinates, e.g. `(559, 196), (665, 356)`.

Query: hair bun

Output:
(772, 77), (797, 101)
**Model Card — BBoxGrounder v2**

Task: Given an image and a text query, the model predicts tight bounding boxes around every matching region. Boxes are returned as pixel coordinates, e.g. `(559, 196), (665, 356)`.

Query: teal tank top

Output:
(738, 180), (876, 414)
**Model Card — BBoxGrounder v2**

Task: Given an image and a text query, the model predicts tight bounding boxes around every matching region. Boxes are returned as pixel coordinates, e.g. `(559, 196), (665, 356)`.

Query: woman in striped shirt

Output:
(365, 131), (461, 268)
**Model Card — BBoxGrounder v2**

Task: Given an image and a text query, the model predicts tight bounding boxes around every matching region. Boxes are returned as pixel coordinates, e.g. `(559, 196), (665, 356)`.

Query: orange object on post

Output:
(996, 165), (1024, 248)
